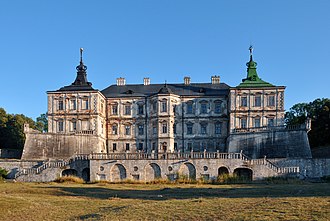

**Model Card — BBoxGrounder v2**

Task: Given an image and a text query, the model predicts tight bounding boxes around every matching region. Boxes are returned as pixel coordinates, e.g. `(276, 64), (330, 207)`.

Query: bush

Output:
(0, 167), (8, 180)
(216, 174), (250, 184)
(54, 175), (84, 184)
(321, 176), (330, 183)
(263, 176), (303, 184)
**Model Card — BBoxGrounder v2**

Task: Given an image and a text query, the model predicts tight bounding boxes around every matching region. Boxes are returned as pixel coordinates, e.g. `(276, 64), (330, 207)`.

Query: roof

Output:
(101, 83), (230, 98)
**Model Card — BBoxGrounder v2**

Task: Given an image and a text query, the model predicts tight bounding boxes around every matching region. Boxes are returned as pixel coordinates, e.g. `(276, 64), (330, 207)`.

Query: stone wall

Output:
(0, 160), (41, 179)
(270, 158), (330, 178)
(22, 131), (106, 160)
(0, 149), (22, 159)
(227, 129), (312, 159)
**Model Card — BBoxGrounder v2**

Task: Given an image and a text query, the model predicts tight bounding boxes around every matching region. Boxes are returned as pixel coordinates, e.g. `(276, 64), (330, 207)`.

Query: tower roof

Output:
(237, 46), (274, 88)
(57, 48), (95, 91)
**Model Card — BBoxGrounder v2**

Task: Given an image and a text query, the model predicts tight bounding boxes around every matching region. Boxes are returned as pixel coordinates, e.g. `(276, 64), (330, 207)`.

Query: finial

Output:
(249, 45), (253, 56)
(80, 48), (84, 63)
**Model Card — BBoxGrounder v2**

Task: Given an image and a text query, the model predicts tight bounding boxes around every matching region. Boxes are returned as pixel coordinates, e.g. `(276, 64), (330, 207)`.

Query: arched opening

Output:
(110, 164), (127, 182)
(162, 142), (167, 153)
(145, 163), (161, 181)
(218, 167), (229, 176)
(178, 162), (196, 180)
(62, 169), (78, 177)
(233, 168), (253, 181)
(82, 168), (90, 182)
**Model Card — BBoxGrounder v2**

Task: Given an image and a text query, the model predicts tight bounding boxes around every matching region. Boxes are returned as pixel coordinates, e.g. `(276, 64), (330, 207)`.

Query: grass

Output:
(0, 182), (329, 221)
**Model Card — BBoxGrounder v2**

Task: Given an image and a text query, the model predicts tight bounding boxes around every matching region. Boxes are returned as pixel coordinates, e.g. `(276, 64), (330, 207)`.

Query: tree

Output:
(285, 98), (330, 148)
(36, 113), (48, 132)
(0, 107), (40, 150)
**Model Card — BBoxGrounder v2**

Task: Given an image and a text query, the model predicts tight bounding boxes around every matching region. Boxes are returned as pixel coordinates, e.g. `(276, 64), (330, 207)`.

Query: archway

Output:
(218, 166), (229, 176)
(145, 163), (162, 181)
(82, 168), (90, 182)
(61, 169), (77, 177)
(178, 162), (196, 180)
(110, 164), (127, 182)
(233, 168), (253, 181)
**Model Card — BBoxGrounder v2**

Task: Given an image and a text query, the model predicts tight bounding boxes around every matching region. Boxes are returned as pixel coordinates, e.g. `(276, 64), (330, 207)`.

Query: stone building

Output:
(5, 47), (327, 183)
(21, 47), (311, 160)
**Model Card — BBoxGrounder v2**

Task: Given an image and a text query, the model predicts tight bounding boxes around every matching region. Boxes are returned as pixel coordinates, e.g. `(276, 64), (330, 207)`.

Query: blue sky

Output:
(0, 1), (329, 119)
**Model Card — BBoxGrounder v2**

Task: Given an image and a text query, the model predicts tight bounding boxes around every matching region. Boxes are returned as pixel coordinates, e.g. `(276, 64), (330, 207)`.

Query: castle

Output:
(1, 47), (329, 182)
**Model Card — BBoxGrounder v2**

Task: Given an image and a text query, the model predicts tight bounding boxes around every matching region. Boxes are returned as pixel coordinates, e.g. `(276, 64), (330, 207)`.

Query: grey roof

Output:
(101, 83), (230, 98)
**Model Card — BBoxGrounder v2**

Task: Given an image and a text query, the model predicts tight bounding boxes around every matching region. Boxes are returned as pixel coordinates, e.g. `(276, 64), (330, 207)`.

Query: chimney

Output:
(143, 77), (150, 85)
(184, 76), (191, 85)
(116, 77), (126, 86)
(211, 75), (220, 84)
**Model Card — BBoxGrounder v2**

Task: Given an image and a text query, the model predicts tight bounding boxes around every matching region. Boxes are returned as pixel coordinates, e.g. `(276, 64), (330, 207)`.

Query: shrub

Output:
(216, 174), (250, 184)
(263, 176), (303, 184)
(0, 167), (8, 180)
(321, 176), (330, 183)
(54, 175), (84, 184)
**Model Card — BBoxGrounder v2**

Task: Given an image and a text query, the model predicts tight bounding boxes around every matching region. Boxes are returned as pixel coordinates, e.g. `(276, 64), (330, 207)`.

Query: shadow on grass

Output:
(42, 183), (330, 201)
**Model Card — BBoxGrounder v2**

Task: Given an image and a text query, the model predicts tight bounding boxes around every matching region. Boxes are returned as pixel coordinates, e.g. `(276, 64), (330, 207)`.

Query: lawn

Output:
(0, 181), (329, 221)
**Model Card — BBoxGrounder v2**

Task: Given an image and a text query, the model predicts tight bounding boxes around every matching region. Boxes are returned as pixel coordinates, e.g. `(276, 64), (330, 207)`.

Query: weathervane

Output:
(80, 48), (84, 63)
(249, 45), (253, 56)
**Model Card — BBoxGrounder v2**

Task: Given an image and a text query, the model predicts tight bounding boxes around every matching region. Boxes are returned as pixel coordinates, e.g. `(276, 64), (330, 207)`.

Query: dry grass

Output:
(0, 182), (329, 220)
(53, 175), (85, 184)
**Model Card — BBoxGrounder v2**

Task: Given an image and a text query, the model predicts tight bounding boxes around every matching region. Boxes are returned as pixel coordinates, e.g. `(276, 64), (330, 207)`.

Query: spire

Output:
(72, 48), (91, 86)
(237, 46), (274, 88)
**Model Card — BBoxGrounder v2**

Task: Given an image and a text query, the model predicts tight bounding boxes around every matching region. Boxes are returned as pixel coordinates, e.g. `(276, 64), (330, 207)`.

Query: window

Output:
(138, 143), (143, 151)
(124, 105), (131, 115)
(125, 125), (131, 135)
(268, 118), (274, 127)
(214, 102), (221, 114)
(70, 100), (76, 110)
(138, 125), (144, 135)
(153, 125), (157, 135)
(241, 96), (247, 107)
(82, 99), (89, 110)
(126, 143), (130, 151)
(174, 143), (178, 151)
(201, 103), (207, 114)
(112, 104), (118, 115)
(173, 123), (177, 134)
(187, 102), (193, 114)
(152, 142), (156, 151)
(215, 123), (221, 135)
(152, 101), (157, 112)
(241, 118), (247, 128)
(71, 121), (77, 131)
(268, 95), (275, 106)
(201, 142), (207, 151)
(254, 95), (261, 107)
(187, 123), (193, 135)
(162, 122), (167, 134)
(187, 143), (192, 151)
(201, 123), (207, 134)
(161, 101), (167, 112)
(254, 118), (261, 128)
(138, 104), (144, 115)
(58, 121), (64, 132)
(58, 100), (64, 110)
(113, 143), (117, 151)
(112, 125), (118, 135)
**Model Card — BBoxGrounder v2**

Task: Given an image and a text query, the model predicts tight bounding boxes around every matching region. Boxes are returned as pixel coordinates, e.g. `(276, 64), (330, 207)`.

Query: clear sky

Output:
(0, 1), (329, 120)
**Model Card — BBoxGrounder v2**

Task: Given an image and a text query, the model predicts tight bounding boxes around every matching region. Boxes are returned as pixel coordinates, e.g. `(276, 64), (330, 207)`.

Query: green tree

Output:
(0, 107), (39, 149)
(285, 98), (330, 148)
(36, 113), (48, 132)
